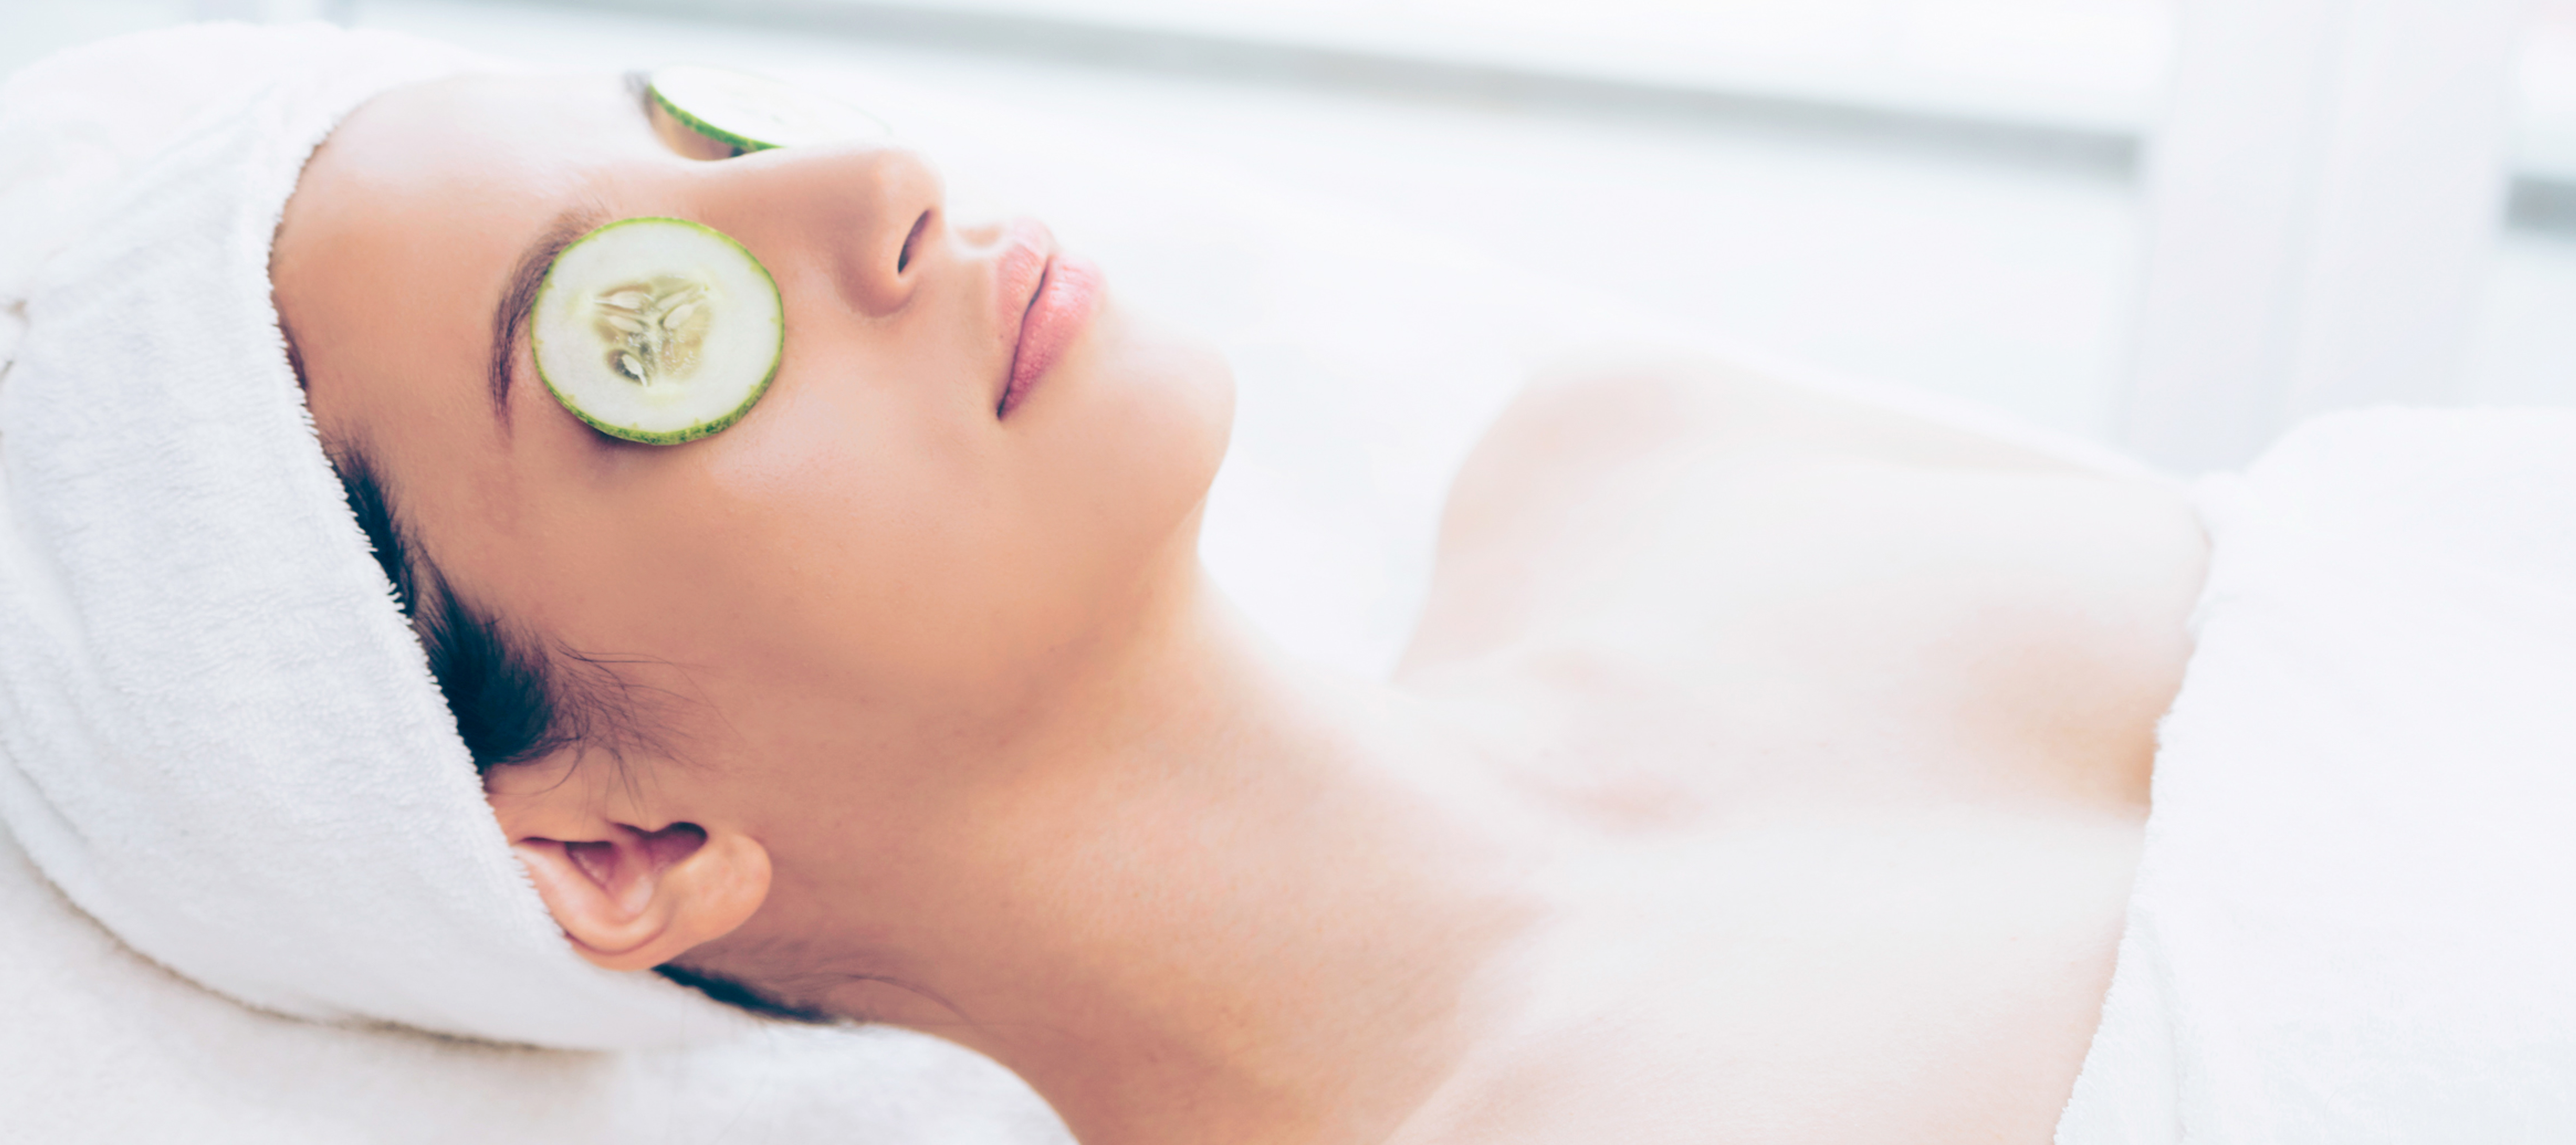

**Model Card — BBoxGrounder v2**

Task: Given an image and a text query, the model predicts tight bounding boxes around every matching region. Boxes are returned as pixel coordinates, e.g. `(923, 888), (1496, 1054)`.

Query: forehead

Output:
(280, 71), (639, 365)
(305, 71), (635, 218)
(276, 70), (651, 561)
(280, 69), (647, 424)
(281, 74), (637, 340)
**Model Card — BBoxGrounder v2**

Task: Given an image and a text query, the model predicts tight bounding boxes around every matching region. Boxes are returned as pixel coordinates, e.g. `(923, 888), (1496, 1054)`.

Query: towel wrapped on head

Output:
(0, 22), (740, 1048)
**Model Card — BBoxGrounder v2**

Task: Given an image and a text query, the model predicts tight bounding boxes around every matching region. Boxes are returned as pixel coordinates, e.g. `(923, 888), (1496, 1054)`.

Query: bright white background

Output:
(6, 0), (2573, 448)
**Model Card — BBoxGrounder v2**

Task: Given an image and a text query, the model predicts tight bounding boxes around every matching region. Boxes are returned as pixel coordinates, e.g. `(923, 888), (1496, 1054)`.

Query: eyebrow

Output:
(487, 204), (609, 427)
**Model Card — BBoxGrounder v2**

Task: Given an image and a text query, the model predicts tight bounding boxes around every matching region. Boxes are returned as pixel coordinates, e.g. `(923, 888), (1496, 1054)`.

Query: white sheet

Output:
(2059, 408), (2576, 1142)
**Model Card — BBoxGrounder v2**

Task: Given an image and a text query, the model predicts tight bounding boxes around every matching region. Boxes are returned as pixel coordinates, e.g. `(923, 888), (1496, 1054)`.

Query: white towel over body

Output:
(2058, 409), (2576, 1143)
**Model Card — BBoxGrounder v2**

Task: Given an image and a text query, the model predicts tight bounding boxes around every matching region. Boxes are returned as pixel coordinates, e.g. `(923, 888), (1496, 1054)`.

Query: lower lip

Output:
(1001, 255), (1101, 417)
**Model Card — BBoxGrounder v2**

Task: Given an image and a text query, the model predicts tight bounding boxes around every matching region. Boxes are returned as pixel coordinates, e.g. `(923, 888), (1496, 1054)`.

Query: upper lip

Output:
(994, 218), (1057, 413)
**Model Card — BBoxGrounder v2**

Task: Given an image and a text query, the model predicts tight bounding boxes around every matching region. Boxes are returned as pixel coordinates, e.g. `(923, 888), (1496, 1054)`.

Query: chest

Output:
(1399, 808), (2147, 1145)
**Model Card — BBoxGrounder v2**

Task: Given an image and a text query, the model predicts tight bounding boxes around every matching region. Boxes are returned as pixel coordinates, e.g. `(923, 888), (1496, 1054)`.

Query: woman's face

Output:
(278, 72), (1232, 807)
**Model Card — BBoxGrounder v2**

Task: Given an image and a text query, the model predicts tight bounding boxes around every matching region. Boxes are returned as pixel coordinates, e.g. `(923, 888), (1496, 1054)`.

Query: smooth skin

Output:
(277, 71), (2207, 1145)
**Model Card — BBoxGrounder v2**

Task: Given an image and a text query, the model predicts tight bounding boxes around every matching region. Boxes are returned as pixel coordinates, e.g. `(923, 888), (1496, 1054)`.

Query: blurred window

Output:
(602, 0), (2576, 192)
(827, 0), (2177, 132)
(2523, 0), (2576, 183)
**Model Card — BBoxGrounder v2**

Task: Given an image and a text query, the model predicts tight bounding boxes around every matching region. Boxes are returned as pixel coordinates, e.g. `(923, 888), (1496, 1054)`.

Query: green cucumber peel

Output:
(647, 64), (890, 155)
(530, 216), (783, 446)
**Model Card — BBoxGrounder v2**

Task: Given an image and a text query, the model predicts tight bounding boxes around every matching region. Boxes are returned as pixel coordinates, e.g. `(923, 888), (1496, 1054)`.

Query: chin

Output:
(1023, 302), (1235, 546)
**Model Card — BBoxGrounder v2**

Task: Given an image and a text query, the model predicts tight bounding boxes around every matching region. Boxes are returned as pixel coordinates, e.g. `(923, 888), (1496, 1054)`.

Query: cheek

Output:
(664, 413), (1004, 684)
(625, 380), (1047, 702)
(521, 305), (1231, 735)
(696, 306), (1229, 667)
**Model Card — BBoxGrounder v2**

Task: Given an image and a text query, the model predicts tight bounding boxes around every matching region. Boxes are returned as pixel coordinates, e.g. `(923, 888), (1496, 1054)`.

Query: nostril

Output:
(895, 209), (933, 275)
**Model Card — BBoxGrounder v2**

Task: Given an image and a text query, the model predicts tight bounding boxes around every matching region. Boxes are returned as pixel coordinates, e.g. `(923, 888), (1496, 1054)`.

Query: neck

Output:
(808, 571), (1546, 1144)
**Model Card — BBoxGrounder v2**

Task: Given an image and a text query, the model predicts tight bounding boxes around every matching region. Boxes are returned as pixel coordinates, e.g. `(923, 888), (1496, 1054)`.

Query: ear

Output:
(511, 824), (772, 972)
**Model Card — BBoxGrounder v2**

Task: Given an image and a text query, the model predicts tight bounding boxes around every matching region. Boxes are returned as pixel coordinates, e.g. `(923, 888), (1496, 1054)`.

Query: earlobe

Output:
(513, 824), (772, 972)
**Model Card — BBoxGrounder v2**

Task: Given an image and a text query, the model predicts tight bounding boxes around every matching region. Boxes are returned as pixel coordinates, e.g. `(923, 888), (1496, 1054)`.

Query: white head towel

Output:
(0, 23), (742, 1048)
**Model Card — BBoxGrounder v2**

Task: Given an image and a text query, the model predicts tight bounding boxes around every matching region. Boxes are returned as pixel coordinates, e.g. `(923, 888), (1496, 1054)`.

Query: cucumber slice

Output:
(647, 64), (890, 154)
(531, 218), (782, 445)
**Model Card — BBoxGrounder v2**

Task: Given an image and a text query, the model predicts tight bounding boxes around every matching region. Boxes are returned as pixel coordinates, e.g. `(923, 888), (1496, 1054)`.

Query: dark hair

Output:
(330, 445), (576, 772)
(653, 961), (837, 1024)
(321, 442), (833, 1024)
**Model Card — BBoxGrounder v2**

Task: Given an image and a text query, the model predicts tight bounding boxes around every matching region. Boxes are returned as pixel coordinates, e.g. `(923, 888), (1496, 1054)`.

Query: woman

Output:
(270, 63), (2206, 1143)
(19, 22), (2568, 1145)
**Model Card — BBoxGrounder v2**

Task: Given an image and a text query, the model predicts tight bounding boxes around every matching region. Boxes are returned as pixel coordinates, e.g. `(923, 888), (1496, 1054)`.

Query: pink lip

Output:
(994, 220), (1100, 418)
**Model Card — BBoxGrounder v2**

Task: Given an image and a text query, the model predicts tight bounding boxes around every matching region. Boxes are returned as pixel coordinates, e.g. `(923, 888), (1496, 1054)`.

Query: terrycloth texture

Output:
(2057, 408), (2576, 1143)
(0, 815), (1075, 1145)
(0, 23), (739, 1048)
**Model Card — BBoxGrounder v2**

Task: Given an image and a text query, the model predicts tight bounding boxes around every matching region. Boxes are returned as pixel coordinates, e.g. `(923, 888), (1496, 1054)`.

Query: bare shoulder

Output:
(1401, 355), (2154, 671)
(1438, 357), (2092, 543)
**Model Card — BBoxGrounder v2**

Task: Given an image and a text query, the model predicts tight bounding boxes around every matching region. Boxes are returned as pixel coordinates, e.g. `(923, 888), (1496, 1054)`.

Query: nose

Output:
(697, 143), (946, 318)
